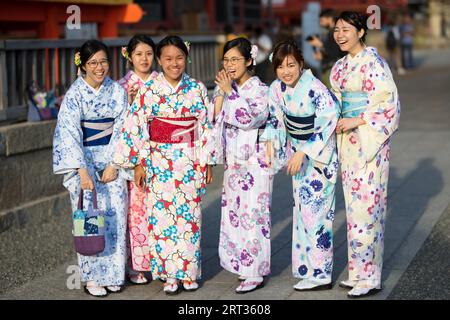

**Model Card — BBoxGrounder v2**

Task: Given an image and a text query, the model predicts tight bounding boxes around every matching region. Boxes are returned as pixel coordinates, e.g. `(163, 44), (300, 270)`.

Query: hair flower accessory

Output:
(121, 46), (129, 59)
(268, 52), (273, 63)
(250, 45), (258, 65)
(74, 52), (81, 67)
(184, 41), (191, 53)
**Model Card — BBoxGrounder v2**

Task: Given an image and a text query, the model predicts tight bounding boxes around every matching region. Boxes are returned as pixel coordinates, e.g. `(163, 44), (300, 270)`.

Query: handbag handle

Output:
(77, 188), (99, 210)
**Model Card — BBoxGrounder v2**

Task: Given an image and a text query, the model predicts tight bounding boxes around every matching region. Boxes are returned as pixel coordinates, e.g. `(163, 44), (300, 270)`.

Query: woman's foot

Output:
(293, 279), (332, 291)
(182, 280), (199, 292)
(339, 279), (357, 289)
(163, 278), (180, 295)
(105, 285), (124, 293)
(84, 282), (108, 297)
(128, 272), (148, 285)
(238, 275), (246, 281)
(347, 282), (382, 298)
(235, 277), (264, 294)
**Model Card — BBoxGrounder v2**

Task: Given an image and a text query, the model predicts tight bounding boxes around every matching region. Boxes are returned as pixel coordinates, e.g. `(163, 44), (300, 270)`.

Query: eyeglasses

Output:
(86, 59), (109, 68)
(222, 57), (245, 65)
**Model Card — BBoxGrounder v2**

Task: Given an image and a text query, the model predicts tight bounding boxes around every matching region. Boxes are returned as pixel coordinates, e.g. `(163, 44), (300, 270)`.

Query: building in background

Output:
(0, 0), (143, 39)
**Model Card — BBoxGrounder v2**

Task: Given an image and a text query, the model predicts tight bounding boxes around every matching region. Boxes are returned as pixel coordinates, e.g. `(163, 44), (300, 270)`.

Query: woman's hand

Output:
(206, 165), (213, 184)
(336, 117), (366, 133)
(266, 141), (273, 168)
(134, 165), (146, 191)
(101, 165), (118, 183)
(127, 83), (139, 105)
(286, 151), (305, 176)
(214, 69), (232, 95)
(78, 168), (94, 190)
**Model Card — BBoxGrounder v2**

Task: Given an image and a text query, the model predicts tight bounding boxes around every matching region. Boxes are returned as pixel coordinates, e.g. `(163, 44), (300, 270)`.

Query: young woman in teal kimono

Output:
(53, 40), (128, 297)
(262, 40), (339, 291)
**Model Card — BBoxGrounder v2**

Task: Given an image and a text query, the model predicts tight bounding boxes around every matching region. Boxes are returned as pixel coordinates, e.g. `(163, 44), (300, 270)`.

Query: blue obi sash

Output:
(81, 118), (114, 147)
(341, 92), (368, 118)
(284, 113), (316, 141)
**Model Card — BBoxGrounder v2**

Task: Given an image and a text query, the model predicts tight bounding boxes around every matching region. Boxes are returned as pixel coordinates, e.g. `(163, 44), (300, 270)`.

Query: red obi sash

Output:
(149, 117), (198, 145)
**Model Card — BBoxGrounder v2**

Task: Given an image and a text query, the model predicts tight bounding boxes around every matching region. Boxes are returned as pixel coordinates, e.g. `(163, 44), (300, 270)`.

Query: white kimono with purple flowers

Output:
(212, 76), (273, 278)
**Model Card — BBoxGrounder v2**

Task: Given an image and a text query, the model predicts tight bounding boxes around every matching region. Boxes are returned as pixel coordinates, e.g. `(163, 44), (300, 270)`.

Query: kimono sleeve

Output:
(196, 82), (218, 166)
(358, 58), (400, 161)
(104, 85), (128, 165)
(299, 83), (339, 165)
(113, 85), (152, 172)
(52, 87), (86, 175)
(329, 62), (343, 106)
(222, 83), (269, 130)
(259, 84), (289, 172)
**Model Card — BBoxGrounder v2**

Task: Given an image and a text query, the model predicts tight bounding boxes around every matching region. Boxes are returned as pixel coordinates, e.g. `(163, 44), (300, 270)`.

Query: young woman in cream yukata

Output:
(212, 37), (272, 294)
(53, 40), (128, 297)
(117, 34), (158, 285)
(330, 11), (400, 297)
(114, 36), (214, 295)
(262, 40), (339, 292)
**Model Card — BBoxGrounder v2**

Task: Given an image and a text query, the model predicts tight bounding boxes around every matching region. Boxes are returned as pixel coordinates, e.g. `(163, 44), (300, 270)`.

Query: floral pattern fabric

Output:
(212, 76), (273, 278)
(114, 72), (214, 281)
(330, 47), (400, 285)
(53, 76), (128, 286)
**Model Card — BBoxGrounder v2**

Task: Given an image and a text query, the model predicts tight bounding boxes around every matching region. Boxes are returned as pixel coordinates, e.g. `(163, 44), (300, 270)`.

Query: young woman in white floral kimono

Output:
(212, 37), (273, 294)
(118, 34), (158, 285)
(53, 40), (128, 297)
(262, 40), (339, 292)
(330, 11), (400, 297)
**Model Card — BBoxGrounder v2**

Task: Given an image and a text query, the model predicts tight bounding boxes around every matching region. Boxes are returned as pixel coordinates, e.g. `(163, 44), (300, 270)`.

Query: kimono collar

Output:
(280, 69), (314, 93)
(158, 72), (190, 93)
(125, 70), (154, 86)
(346, 46), (378, 62)
(80, 76), (111, 95)
(232, 76), (258, 92)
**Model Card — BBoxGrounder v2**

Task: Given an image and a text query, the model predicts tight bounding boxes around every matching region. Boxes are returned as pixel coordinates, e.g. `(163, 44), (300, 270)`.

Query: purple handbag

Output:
(72, 188), (105, 256)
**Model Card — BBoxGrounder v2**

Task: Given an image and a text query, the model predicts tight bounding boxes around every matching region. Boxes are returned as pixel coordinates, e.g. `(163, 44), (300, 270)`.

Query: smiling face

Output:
(157, 45), (186, 85)
(130, 42), (154, 76)
(276, 54), (302, 87)
(222, 47), (252, 82)
(333, 19), (365, 56)
(83, 50), (109, 88)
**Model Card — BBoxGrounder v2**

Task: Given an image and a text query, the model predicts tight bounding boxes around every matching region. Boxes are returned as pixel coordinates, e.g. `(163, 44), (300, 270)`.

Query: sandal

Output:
(182, 281), (199, 292)
(128, 273), (149, 285)
(163, 279), (180, 295)
(83, 285), (108, 298)
(235, 278), (264, 294)
(105, 285), (124, 293)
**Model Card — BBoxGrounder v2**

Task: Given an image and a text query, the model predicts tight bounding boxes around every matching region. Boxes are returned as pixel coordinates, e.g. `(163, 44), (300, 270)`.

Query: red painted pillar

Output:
(39, 4), (59, 39)
(166, 0), (174, 29)
(99, 6), (118, 38)
(205, 0), (216, 31)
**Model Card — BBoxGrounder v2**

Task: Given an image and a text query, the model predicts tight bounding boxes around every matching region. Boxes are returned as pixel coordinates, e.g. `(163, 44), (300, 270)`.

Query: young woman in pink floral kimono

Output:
(330, 11), (400, 298)
(118, 35), (158, 285)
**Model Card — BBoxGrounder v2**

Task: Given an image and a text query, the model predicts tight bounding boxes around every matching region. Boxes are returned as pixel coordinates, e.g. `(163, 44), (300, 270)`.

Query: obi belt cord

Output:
(81, 118), (115, 146)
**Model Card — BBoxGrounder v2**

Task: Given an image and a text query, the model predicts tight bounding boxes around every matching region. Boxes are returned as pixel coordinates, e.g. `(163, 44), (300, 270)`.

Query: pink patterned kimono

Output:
(118, 70), (158, 272)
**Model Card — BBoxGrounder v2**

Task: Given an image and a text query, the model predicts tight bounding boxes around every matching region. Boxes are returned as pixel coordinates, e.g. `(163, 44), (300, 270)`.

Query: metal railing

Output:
(0, 35), (224, 123)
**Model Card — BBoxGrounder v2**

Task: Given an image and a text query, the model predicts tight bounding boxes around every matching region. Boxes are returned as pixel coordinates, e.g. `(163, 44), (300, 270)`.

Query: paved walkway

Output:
(1, 47), (450, 300)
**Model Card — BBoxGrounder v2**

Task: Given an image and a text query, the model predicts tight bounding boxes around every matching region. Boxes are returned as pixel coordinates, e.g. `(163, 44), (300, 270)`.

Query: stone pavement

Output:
(1, 47), (450, 300)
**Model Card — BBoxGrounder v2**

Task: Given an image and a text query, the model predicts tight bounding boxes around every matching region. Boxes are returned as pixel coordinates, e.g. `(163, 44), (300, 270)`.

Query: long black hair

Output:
(223, 37), (254, 71)
(335, 11), (368, 43)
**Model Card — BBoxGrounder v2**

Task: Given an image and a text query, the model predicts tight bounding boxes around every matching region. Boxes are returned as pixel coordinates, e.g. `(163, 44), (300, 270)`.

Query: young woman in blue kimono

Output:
(262, 40), (339, 291)
(53, 40), (129, 297)
(330, 11), (400, 298)
(212, 37), (272, 294)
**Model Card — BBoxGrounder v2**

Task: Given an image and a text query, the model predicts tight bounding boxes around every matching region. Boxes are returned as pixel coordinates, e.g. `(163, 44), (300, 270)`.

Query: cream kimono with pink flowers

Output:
(330, 47), (400, 285)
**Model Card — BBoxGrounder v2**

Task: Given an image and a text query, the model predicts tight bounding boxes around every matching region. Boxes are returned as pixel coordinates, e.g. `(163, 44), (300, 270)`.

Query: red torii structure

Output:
(0, 0), (143, 39)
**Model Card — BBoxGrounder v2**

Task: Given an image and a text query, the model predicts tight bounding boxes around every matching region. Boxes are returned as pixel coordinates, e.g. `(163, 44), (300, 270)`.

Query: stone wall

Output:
(0, 120), (71, 234)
